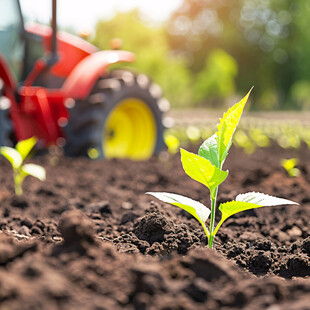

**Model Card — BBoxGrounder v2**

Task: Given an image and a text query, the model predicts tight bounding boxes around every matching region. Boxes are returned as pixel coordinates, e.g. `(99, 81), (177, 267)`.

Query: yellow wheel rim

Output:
(103, 98), (156, 160)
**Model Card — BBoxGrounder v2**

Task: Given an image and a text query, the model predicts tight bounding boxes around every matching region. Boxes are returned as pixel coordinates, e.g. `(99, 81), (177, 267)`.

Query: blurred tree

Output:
(290, 81), (310, 110)
(167, 0), (310, 110)
(193, 49), (238, 104)
(92, 10), (193, 107)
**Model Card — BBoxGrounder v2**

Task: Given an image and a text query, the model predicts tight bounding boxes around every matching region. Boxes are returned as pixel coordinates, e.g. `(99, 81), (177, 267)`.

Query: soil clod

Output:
(58, 210), (95, 246)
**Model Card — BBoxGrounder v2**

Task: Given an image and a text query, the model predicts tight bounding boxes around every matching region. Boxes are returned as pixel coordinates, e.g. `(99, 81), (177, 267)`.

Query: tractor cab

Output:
(0, 0), (65, 88)
(0, 0), (25, 81)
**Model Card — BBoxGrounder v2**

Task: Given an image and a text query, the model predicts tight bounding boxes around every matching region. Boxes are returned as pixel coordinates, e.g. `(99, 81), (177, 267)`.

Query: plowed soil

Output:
(0, 144), (309, 310)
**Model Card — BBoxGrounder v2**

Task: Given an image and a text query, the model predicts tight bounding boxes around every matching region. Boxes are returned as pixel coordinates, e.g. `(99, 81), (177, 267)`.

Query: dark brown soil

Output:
(0, 144), (309, 309)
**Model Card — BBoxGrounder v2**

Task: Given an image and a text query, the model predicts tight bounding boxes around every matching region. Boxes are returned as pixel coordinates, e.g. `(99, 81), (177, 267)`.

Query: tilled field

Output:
(0, 144), (309, 309)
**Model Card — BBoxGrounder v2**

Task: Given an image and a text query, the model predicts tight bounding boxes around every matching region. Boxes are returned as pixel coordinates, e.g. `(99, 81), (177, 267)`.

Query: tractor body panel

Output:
(26, 23), (97, 79)
(6, 85), (67, 146)
(62, 50), (135, 99)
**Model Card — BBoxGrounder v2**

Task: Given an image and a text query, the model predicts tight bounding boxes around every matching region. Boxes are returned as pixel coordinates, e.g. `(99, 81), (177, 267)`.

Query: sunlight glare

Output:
(20, 0), (183, 31)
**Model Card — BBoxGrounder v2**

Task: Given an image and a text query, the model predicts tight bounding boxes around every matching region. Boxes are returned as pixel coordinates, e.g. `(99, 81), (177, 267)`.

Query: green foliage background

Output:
(92, 11), (193, 107)
(91, 0), (310, 110)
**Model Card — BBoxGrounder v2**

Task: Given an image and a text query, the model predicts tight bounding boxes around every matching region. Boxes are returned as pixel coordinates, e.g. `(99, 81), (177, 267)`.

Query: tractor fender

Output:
(62, 50), (135, 100)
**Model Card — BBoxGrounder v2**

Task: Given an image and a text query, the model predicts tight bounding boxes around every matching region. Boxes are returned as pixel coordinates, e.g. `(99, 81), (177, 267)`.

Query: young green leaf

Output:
(281, 158), (300, 177)
(16, 137), (37, 160)
(0, 147), (22, 168)
(235, 192), (298, 206)
(146, 192), (211, 236)
(219, 201), (261, 222)
(219, 192), (298, 222)
(180, 148), (228, 196)
(198, 134), (219, 168)
(217, 88), (253, 163)
(281, 158), (298, 171)
(22, 164), (46, 181)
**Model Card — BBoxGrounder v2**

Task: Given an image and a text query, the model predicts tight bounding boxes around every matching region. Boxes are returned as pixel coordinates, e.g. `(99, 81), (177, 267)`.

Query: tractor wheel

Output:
(63, 70), (169, 160)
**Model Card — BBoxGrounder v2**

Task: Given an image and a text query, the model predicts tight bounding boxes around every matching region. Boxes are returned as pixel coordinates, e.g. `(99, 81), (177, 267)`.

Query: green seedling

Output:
(281, 158), (300, 177)
(0, 137), (46, 195)
(147, 88), (298, 248)
(164, 133), (180, 154)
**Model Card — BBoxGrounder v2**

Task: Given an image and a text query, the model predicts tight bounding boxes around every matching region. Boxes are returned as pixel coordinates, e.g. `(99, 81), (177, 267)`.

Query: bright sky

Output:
(20, 0), (183, 31)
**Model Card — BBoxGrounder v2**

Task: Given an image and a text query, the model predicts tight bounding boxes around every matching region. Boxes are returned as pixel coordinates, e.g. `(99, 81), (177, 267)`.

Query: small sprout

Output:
(0, 137), (46, 195)
(281, 158), (300, 177)
(164, 133), (180, 154)
(88, 147), (100, 159)
(147, 88), (298, 249)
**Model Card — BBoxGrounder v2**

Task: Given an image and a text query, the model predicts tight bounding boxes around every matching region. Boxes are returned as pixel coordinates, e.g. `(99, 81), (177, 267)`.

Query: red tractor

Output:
(0, 0), (168, 160)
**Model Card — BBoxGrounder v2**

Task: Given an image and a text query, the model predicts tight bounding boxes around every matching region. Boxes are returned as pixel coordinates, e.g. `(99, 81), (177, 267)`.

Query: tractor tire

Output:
(63, 70), (169, 160)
